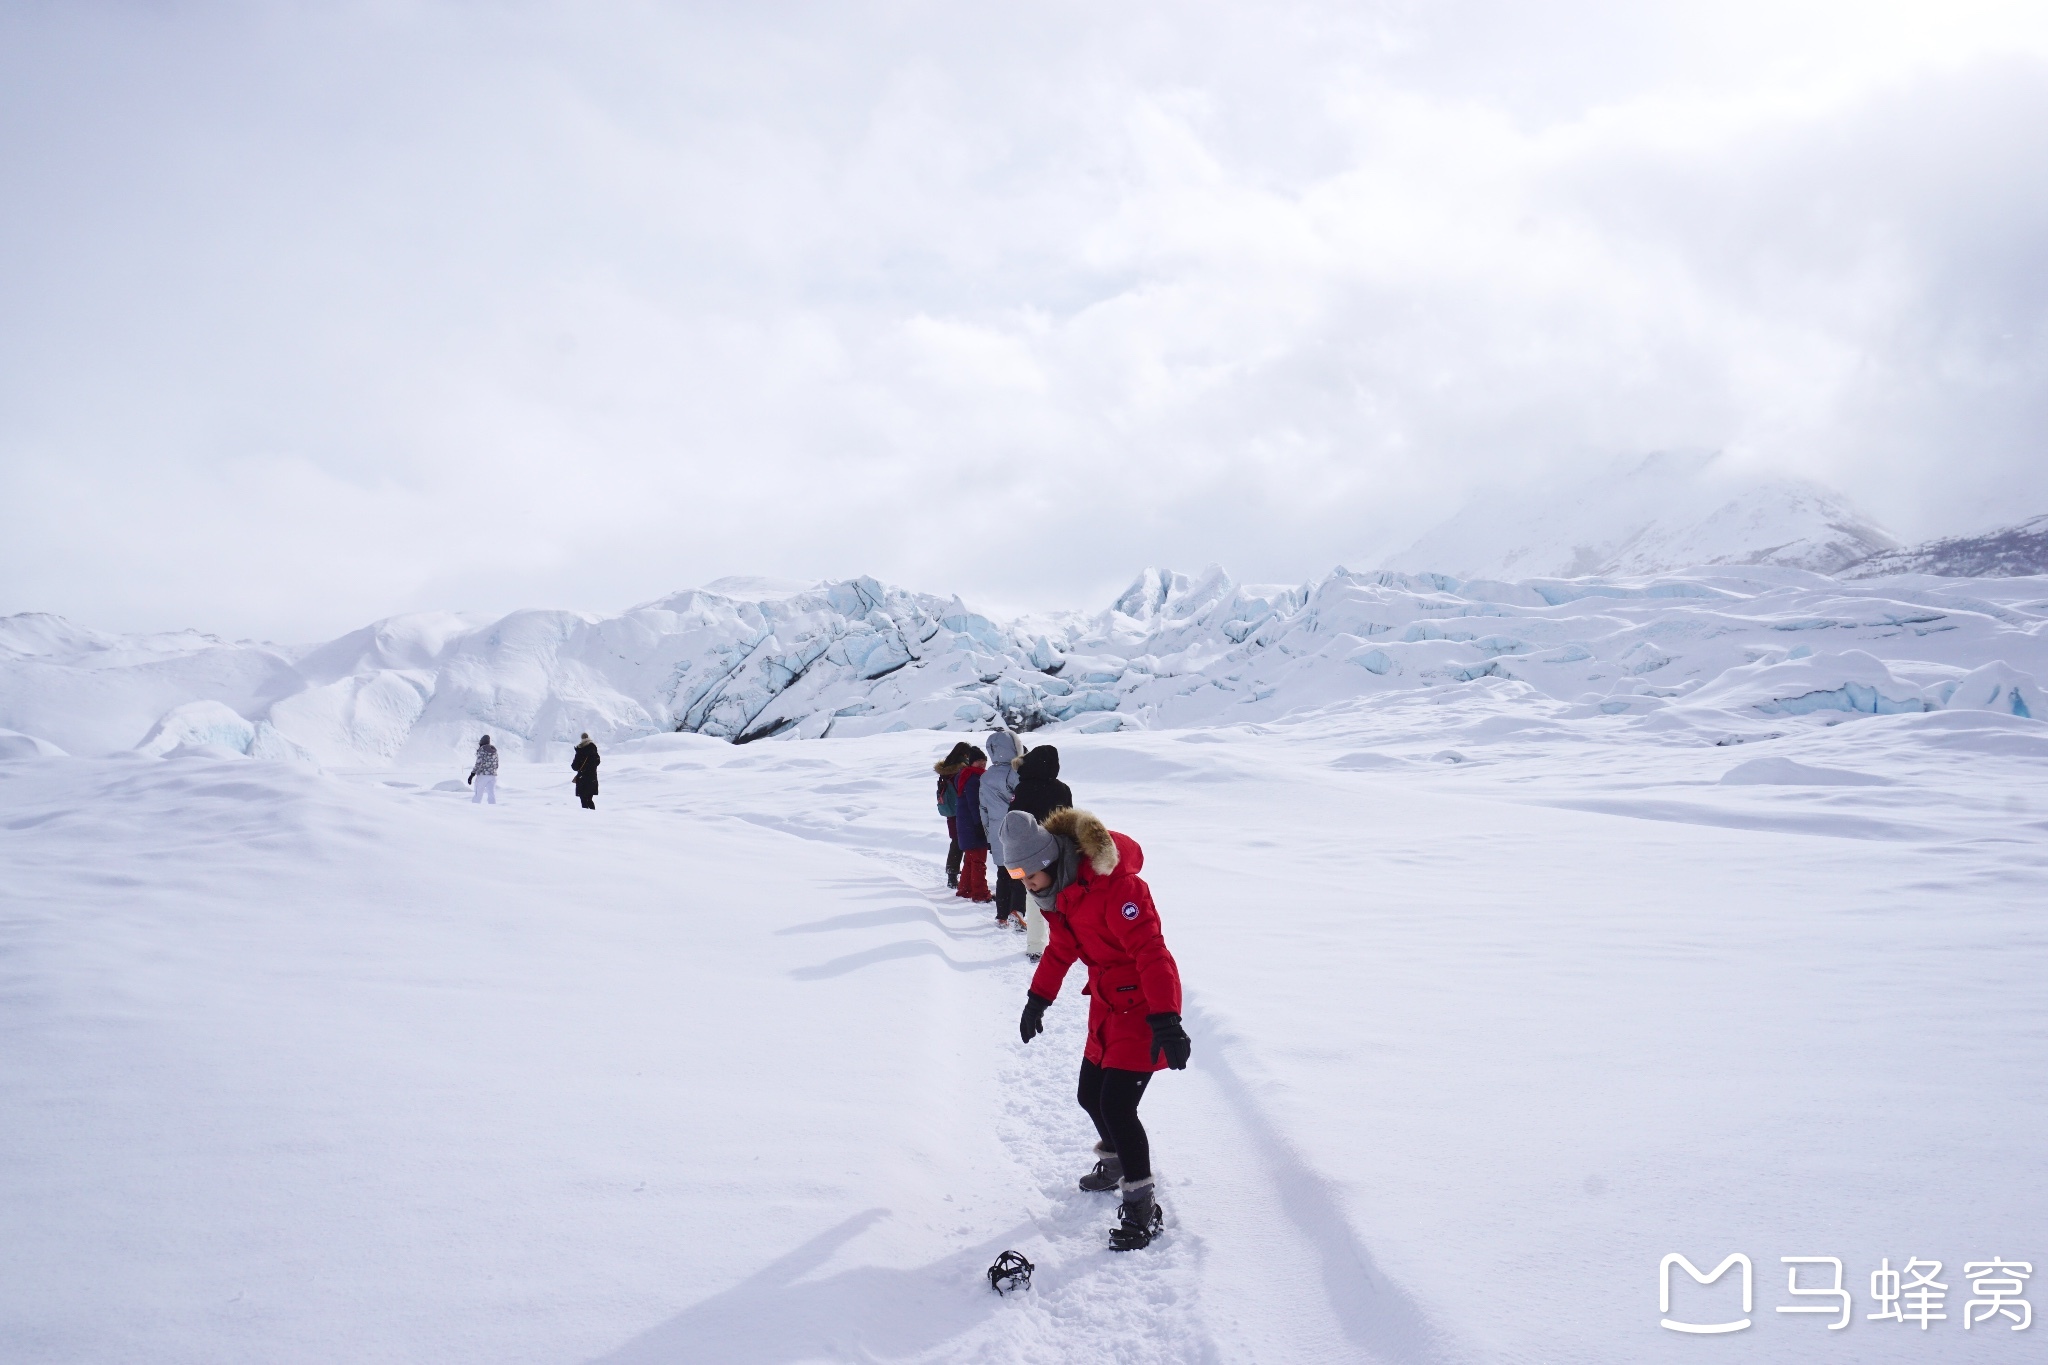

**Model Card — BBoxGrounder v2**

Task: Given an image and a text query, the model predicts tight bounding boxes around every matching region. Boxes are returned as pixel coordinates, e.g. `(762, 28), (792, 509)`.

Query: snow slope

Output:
(3, 702), (2043, 1362)
(5, 558), (2046, 768)
(1845, 512), (2048, 579)
(1384, 453), (1899, 579)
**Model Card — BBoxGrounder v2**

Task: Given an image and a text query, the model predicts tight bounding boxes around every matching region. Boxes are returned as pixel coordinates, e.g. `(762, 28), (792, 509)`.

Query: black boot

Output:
(1078, 1153), (1122, 1193)
(1108, 1179), (1162, 1251)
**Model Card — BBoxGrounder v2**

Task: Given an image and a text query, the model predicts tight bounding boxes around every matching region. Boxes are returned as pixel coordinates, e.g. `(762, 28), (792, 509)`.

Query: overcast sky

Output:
(3, 1), (2046, 640)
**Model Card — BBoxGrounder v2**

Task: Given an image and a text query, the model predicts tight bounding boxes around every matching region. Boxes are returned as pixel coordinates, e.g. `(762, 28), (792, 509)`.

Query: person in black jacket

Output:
(1003, 744), (1072, 959)
(571, 733), (601, 809)
(1008, 744), (1072, 821)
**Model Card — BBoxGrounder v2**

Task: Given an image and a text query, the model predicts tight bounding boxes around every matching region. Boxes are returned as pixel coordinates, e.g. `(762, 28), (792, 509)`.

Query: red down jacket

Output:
(1027, 808), (1183, 1072)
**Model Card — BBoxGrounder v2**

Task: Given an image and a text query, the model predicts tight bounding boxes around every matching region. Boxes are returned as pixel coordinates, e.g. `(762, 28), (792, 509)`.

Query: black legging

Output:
(994, 865), (1024, 921)
(1077, 1059), (1153, 1181)
(945, 834), (963, 884)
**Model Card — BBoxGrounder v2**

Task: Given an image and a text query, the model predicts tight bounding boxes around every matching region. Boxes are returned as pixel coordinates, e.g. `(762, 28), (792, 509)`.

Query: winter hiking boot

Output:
(1109, 1178), (1163, 1251)
(1078, 1152), (1122, 1193)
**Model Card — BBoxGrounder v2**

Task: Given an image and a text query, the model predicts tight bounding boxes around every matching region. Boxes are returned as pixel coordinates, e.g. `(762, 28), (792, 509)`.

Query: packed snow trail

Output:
(676, 820), (1463, 1363)
(588, 819), (1412, 1362)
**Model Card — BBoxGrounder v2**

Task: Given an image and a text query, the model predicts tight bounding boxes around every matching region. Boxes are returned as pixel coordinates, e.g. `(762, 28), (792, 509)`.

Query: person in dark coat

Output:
(571, 733), (601, 809)
(934, 741), (973, 888)
(1005, 744), (1073, 956)
(1008, 744), (1073, 822)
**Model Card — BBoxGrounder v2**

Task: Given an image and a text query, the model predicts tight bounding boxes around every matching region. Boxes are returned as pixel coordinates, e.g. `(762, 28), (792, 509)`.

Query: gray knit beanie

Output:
(999, 810), (1060, 874)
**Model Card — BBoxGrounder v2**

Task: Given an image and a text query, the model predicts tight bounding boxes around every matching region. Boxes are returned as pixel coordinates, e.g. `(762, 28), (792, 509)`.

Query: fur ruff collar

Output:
(1044, 807), (1118, 876)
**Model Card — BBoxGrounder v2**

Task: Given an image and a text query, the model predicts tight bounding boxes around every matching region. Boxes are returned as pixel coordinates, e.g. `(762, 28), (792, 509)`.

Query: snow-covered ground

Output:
(5, 683), (2044, 1361)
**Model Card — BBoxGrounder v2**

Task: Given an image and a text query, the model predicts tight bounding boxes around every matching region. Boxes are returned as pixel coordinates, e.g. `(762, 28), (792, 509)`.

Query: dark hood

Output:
(1018, 745), (1060, 781)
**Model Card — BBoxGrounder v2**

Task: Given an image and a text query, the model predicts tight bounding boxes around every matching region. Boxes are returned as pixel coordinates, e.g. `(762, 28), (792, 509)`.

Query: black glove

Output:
(1019, 993), (1051, 1045)
(1147, 1012), (1191, 1070)
(466, 772), (474, 785)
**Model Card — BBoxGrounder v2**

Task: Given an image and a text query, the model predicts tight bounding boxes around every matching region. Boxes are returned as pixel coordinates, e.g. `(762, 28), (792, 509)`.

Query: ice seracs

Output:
(4, 557), (2045, 767)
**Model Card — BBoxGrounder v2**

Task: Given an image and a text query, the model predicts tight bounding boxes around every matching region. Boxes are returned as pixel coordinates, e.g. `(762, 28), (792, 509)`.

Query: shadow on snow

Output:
(585, 1209), (1027, 1365)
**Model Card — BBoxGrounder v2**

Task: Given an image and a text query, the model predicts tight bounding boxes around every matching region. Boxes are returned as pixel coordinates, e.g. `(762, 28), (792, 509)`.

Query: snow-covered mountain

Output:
(1843, 512), (2048, 579)
(4, 555), (2043, 765)
(1384, 452), (1899, 579)
(0, 579), (1069, 763)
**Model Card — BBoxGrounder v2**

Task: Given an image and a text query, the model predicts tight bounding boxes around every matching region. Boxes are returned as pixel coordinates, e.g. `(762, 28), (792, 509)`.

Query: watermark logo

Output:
(1778, 1256), (1851, 1330)
(1662, 1252), (2031, 1335)
(1870, 1258), (1946, 1329)
(1660, 1253), (1752, 1334)
(1964, 1261), (2034, 1331)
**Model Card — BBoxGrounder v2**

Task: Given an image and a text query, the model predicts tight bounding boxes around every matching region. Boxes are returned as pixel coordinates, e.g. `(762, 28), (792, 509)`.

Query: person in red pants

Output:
(1007, 807), (1191, 1250)
(933, 742), (973, 888)
(952, 747), (993, 902)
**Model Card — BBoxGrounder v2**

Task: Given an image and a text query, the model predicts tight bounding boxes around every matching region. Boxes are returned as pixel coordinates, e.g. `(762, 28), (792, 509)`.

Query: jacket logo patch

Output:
(1121, 902), (1140, 920)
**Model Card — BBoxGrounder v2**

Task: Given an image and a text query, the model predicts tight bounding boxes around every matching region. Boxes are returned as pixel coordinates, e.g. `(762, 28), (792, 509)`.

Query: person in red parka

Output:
(1005, 806), (1191, 1251)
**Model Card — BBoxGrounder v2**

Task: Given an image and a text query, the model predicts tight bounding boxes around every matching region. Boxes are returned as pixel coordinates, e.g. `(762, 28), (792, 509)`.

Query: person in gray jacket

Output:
(982, 730), (1026, 931)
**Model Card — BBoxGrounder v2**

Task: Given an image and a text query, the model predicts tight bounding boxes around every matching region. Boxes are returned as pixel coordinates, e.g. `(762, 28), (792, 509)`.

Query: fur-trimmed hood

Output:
(1044, 806), (1140, 877)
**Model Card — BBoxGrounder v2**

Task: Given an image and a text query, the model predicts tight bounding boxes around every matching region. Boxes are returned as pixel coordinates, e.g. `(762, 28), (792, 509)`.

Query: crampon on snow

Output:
(986, 1249), (1034, 1294)
(1108, 1200), (1164, 1251)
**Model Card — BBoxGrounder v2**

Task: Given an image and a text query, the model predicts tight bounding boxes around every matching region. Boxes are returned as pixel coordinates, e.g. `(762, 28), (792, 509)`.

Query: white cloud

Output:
(1, 0), (2044, 637)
